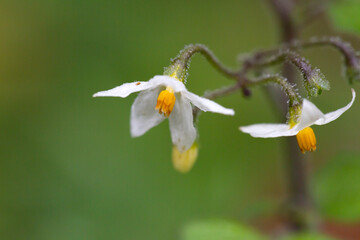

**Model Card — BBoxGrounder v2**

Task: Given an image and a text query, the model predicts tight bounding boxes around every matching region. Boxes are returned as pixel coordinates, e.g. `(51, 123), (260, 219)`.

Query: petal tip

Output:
(351, 88), (356, 97)
(227, 109), (235, 116)
(238, 126), (248, 133)
(92, 91), (111, 97)
(130, 129), (141, 138)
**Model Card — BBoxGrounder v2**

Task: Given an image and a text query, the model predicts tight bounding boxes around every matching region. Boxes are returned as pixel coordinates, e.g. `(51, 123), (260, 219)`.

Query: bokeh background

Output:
(1, 0), (360, 239)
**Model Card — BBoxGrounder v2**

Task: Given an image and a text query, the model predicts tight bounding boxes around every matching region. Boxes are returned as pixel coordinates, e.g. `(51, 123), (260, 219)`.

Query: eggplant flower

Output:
(239, 89), (355, 153)
(93, 75), (234, 152)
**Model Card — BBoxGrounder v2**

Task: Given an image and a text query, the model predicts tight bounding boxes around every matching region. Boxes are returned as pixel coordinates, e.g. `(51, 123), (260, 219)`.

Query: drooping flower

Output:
(239, 89), (356, 153)
(93, 75), (234, 152)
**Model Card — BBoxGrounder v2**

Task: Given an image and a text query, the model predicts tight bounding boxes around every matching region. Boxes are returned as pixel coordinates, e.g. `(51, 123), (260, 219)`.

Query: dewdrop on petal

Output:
(172, 143), (198, 173)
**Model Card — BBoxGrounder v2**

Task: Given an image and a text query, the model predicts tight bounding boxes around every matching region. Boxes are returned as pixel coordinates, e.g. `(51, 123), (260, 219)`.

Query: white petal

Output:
(130, 88), (165, 137)
(93, 81), (154, 98)
(169, 95), (196, 152)
(294, 98), (325, 131)
(148, 75), (187, 92)
(182, 91), (235, 115)
(239, 123), (298, 138)
(314, 88), (356, 125)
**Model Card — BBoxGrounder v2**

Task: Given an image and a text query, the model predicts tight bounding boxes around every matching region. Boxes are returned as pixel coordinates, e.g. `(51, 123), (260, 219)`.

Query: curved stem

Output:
(299, 37), (358, 67)
(252, 51), (313, 79)
(170, 44), (240, 80)
(246, 75), (301, 107)
(243, 37), (358, 74)
(193, 74), (301, 122)
(249, 50), (329, 97)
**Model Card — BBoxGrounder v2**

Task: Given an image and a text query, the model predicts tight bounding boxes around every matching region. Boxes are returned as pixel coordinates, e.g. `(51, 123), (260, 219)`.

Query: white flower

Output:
(239, 89), (355, 153)
(94, 75), (234, 152)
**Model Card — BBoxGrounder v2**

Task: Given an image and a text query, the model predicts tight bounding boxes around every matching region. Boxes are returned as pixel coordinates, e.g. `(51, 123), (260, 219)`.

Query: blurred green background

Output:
(1, 0), (360, 239)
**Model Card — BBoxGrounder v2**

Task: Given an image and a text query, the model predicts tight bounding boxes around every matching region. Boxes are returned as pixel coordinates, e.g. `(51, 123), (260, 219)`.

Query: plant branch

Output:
(246, 74), (301, 107)
(249, 50), (330, 97)
(167, 44), (241, 81)
(267, 0), (310, 232)
(241, 37), (359, 77)
(298, 1), (327, 30)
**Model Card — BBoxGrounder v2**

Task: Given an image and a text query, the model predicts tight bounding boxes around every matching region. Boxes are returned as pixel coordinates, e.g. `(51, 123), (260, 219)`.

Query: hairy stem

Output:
(250, 50), (329, 97)
(300, 37), (359, 67)
(246, 75), (301, 107)
(169, 44), (240, 80)
(243, 37), (358, 75)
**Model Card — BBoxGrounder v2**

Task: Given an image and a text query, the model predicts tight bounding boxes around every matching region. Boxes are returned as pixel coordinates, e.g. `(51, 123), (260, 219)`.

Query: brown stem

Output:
(267, 0), (296, 43)
(268, 0), (310, 232)
(298, 2), (326, 30)
(242, 37), (358, 74)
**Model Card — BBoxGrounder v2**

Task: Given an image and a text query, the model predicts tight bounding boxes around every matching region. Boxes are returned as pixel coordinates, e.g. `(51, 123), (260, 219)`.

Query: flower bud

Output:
(172, 143), (198, 173)
(304, 69), (330, 97)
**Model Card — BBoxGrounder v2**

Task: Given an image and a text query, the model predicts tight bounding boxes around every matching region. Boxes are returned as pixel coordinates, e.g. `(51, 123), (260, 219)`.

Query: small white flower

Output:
(239, 89), (355, 153)
(94, 75), (234, 152)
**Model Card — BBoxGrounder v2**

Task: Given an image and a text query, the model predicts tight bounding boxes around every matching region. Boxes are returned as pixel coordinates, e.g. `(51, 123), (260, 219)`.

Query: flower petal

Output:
(182, 91), (235, 115)
(130, 88), (165, 137)
(239, 123), (298, 138)
(169, 95), (196, 152)
(314, 88), (356, 125)
(148, 75), (187, 92)
(293, 98), (325, 131)
(93, 81), (154, 98)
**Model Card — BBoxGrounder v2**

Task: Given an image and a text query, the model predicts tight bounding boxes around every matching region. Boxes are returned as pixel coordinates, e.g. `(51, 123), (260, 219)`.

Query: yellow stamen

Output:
(155, 86), (176, 117)
(172, 143), (198, 173)
(296, 127), (317, 154)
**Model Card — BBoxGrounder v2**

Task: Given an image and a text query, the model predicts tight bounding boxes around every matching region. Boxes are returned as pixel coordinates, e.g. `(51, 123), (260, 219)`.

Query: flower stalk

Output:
(242, 36), (360, 84)
(164, 44), (240, 83)
(247, 75), (301, 106)
(250, 50), (330, 97)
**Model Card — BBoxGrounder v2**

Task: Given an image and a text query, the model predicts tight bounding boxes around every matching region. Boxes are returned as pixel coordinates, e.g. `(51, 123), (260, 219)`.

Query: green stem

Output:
(252, 51), (313, 79)
(249, 50), (329, 97)
(167, 44), (241, 82)
(246, 75), (302, 107)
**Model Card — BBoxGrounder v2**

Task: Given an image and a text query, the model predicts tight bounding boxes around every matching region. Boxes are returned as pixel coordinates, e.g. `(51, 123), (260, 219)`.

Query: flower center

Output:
(155, 86), (176, 117)
(296, 127), (317, 154)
